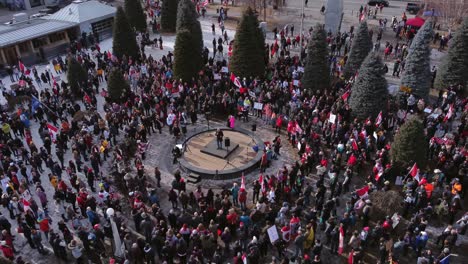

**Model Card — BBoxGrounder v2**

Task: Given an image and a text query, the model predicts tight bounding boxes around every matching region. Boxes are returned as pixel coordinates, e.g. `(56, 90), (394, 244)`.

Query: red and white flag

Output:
(352, 140), (359, 151)
(295, 123), (303, 134)
(47, 123), (58, 141)
(443, 104), (454, 122)
(259, 174), (266, 193)
(338, 225), (345, 255)
(356, 185), (369, 198)
(240, 173), (246, 190)
(409, 163), (420, 181)
(375, 111), (383, 126)
(341, 90), (350, 101)
(230, 73), (242, 88)
(18, 60), (25, 73)
(202, 0), (209, 7)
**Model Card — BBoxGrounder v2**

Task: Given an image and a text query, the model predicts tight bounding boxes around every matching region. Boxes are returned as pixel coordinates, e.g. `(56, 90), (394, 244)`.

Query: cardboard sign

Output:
(395, 176), (403, 186)
(298, 66), (304, 73)
(423, 108), (432, 114)
(391, 213), (400, 229)
(214, 73), (221, 80)
(248, 91), (256, 98)
(254, 102), (263, 110)
(267, 226), (279, 243)
(329, 114), (337, 124)
(221, 66), (229, 73)
(293, 80), (299, 86)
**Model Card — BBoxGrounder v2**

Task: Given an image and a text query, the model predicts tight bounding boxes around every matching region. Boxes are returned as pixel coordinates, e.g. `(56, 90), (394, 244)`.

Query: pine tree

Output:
(174, 29), (203, 82)
(434, 18), (468, 92)
(302, 24), (330, 93)
(176, 0), (203, 50)
(173, 0), (203, 82)
(391, 117), (428, 169)
(112, 7), (140, 59)
(349, 52), (388, 119)
(343, 21), (373, 79)
(161, 0), (178, 32)
(107, 68), (130, 103)
(401, 20), (433, 99)
(124, 0), (147, 32)
(230, 7), (266, 78)
(67, 57), (88, 97)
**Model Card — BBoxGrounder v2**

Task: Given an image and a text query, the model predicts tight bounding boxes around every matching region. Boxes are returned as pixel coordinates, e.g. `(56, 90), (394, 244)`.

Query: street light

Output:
(106, 207), (124, 258)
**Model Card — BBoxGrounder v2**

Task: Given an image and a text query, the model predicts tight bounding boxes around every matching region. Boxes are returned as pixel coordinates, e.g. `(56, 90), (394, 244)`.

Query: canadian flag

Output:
(22, 198), (31, 212)
(375, 111), (383, 126)
(240, 173), (246, 190)
(281, 225), (290, 242)
(295, 123), (303, 134)
(18, 60), (25, 73)
(443, 104), (454, 122)
(228, 44), (233, 57)
(259, 174), (266, 194)
(352, 140), (359, 151)
(202, 0), (209, 7)
(47, 123), (58, 141)
(341, 90), (351, 101)
(356, 185), (369, 198)
(409, 163), (420, 181)
(338, 225), (345, 255)
(230, 72), (242, 88)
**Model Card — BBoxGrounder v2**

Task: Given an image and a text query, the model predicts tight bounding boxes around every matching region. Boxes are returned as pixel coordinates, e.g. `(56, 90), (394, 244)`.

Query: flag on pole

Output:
(259, 174), (266, 193)
(47, 123), (58, 141)
(439, 255), (450, 264)
(338, 225), (345, 255)
(409, 163), (420, 181)
(230, 73), (242, 88)
(241, 173), (246, 190)
(352, 140), (359, 151)
(31, 96), (41, 113)
(18, 60), (25, 73)
(375, 111), (383, 126)
(341, 90), (350, 101)
(444, 104), (454, 122)
(356, 185), (369, 198)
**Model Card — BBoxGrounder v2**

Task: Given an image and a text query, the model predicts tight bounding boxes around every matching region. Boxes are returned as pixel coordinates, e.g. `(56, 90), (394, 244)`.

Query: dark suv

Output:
(406, 3), (422, 14)
(367, 0), (389, 7)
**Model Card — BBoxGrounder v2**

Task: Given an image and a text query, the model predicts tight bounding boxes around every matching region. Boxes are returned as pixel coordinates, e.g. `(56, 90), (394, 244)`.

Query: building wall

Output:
(0, 27), (72, 66)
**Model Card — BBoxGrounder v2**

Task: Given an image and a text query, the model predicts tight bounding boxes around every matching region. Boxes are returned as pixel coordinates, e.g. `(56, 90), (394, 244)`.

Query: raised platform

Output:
(179, 128), (264, 180)
(200, 138), (239, 159)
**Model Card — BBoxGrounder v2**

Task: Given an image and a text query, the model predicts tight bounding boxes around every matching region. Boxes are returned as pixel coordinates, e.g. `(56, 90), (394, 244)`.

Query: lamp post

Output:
(106, 208), (124, 258)
(299, 0), (305, 54)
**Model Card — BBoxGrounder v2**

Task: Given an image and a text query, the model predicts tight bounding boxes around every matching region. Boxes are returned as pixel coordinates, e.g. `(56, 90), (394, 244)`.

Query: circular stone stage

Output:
(179, 128), (264, 179)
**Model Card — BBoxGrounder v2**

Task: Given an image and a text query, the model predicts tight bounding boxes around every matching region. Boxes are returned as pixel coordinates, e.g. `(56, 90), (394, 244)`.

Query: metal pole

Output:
(264, 0), (266, 22)
(299, 0), (305, 52)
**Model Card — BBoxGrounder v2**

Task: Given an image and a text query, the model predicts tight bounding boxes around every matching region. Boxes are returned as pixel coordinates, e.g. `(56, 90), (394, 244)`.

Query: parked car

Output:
(367, 0), (389, 7)
(406, 3), (422, 14)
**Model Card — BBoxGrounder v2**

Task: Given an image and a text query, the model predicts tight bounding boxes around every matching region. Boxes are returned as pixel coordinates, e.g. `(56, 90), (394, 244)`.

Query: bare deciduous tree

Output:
(425, 0), (468, 30)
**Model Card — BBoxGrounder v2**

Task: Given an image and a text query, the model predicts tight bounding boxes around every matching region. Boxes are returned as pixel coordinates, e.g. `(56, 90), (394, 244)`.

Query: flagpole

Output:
(31, 95), (60, 118)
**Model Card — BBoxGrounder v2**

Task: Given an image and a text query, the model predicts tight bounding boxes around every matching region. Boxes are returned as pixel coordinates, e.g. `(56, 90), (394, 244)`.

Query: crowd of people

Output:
(0, 1), (465, 264)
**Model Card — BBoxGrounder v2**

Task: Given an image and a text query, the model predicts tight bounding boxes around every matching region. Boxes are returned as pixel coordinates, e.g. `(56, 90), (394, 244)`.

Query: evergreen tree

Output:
(390, 117), (428, 169)
(112, 7), (140, 59)
(173, 0), (203, 82)
(174, 29), (203, 82)
(230, 7), (266, 78)
(349, 52), (388, 119)
(107, 68), (130, 103)
(176, 0), (203, 50)
(401, 20), (433, 99)
(434, 18), (468, 92)
(124, 0), (147, 32)
(67, 57), (88, 96)
(161, 0), (178, 32)
(302, 24), (330, 93)
(343, 21), (373, 79)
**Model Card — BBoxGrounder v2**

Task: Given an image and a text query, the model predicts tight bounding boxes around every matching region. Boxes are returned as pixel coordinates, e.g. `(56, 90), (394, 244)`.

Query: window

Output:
(32, 37), (48, 48)
(18, 42), (30, 53)
(49, 32), (66, 43)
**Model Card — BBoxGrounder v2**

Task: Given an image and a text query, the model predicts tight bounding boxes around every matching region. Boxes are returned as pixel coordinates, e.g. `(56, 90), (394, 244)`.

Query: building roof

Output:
(45, 0), (116, 24)
(0, 19), (75, 47)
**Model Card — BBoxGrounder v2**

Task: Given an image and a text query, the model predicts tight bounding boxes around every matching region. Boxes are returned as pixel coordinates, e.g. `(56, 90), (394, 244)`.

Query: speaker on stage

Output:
(225, 137), (230, 148)
(251, 124), (257, 132)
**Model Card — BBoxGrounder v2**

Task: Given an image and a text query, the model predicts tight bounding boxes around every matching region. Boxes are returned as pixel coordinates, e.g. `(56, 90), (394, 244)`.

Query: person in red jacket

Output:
(0, 241), (14, 260)
(275, 115), (283, 134)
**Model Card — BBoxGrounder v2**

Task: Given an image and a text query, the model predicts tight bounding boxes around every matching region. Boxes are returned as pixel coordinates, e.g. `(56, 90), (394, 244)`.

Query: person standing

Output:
(154, 167), (161, 187)
(215, 129), (224, 149)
